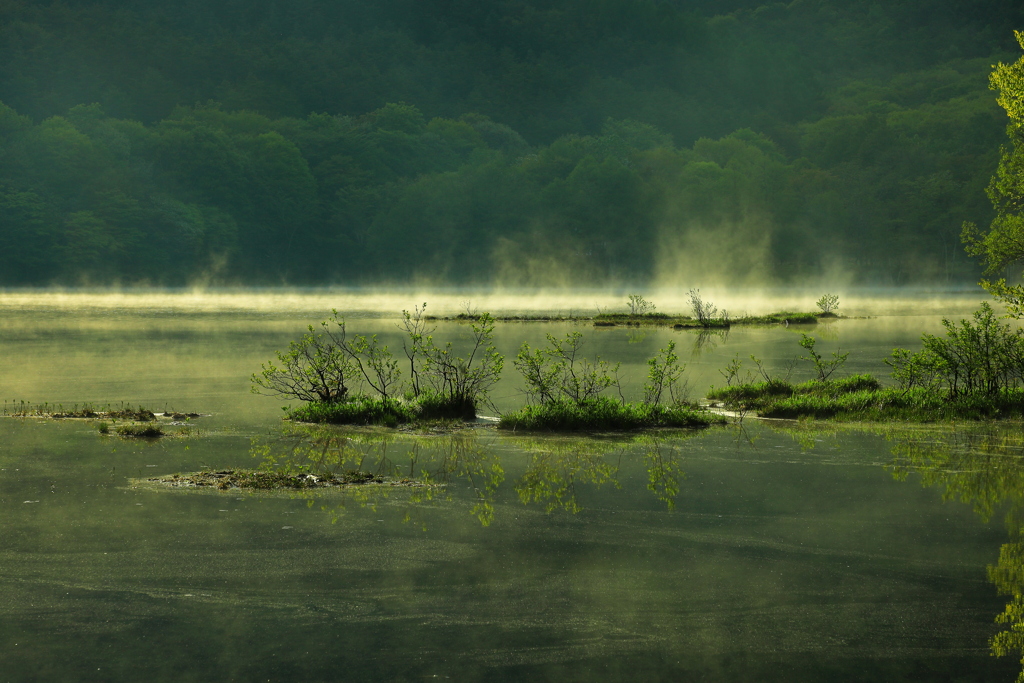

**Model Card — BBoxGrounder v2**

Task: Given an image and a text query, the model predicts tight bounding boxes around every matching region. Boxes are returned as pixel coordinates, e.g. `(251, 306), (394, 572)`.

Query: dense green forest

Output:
(0, 0), (1022, 286)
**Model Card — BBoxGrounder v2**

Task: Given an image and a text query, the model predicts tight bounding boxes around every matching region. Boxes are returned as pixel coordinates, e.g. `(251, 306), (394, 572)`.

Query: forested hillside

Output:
(0, 0), (1021, 286)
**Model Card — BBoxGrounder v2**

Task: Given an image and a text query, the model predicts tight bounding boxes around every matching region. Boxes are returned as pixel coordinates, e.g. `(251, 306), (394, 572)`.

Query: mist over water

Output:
(0, 285), (992, 318)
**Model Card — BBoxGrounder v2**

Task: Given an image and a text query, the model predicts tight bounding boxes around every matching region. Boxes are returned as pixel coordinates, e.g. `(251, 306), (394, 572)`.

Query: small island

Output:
(139, 469), (435, 491)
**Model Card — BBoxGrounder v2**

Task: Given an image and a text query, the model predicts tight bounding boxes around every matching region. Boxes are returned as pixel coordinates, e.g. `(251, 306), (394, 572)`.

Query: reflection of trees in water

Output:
(890, 427), (1024, 677)
(251, 425), (699, 525)
(251, 425), (504, 526)
(626, 328), (648, 345)
(637, 435), (687, 510)
(507, 434), (693, 513)
(512, 439), (621, 513)
(690, 328), (729, 357)
(814, 319), (840, 342)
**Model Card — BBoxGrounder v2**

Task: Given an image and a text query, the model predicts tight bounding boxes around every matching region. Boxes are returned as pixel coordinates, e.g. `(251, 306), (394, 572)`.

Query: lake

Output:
(0, 289), (1020, 681)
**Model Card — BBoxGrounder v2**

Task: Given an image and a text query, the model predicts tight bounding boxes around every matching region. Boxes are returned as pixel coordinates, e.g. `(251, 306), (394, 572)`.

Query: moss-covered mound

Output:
(141, 469), (434, 491)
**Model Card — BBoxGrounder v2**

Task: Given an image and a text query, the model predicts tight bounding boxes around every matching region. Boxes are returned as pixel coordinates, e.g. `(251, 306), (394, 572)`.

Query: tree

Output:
(251, 313), (354, 403)
(962, 31), (1024, 316)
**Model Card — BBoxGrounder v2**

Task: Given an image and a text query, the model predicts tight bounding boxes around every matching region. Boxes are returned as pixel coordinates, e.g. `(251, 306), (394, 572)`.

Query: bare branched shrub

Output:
(688, 288), (727, 327)
(399, 302), (434, 397)
(627, 294), (655, 316)
(251, 312), (353, 403)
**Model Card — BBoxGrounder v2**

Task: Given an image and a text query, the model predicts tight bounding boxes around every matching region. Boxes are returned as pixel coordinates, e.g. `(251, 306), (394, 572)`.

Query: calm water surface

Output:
(0, 292), (1019, 681)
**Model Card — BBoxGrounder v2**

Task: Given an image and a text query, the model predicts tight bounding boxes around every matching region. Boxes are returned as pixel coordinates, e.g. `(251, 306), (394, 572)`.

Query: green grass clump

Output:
(707, 374), (1024, 421)
(286, 393), (478, 426)
(594, 312), (673, 321)
(744, 311), (819, 324)
(115, 423), (165, 437)
(287, 396), (418, 427)
(498, 396), (724, 431)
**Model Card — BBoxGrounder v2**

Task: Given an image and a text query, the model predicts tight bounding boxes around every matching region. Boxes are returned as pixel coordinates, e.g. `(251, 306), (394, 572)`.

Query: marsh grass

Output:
(288, 396), (417, 426)
(498, 396), (725, 431)
(115, 423), (166, 438)
(4, 401), (158, 420)
(286, 393), (476, 426)
(593, 311), (818, 328)
(707, 374), (1024, 421)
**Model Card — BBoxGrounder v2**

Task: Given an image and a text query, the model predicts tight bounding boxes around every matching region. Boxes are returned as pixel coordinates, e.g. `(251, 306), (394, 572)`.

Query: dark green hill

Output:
(0, 0), (1019, 285)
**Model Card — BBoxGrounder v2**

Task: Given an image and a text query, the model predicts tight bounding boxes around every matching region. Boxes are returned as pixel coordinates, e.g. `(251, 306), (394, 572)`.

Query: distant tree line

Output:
(0, 0), (1019, 286)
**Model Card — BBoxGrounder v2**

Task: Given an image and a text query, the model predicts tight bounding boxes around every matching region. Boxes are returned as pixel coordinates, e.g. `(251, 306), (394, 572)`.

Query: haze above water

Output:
(1, 289), (1020, 681)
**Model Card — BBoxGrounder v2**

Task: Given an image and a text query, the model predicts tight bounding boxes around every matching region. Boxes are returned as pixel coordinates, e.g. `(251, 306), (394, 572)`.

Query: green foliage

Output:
(799, 334), (849, 381)
(399, 303), (433, 398)
(815, 293), (839, 315)
(514, 331), (620, 406)
(413, 313), (504, 418)
(497, 396), (721, 432)
(287, 396), (417, 427)
(718, 353), (747, 386)
(887, 302), (1024, 399)
(643, 341), (688, 406)
(342, 333), (402, 401)
(707, 369), (1024, 422)
(0, 3), (1013, 285)
(963, 31), (1024, 314)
